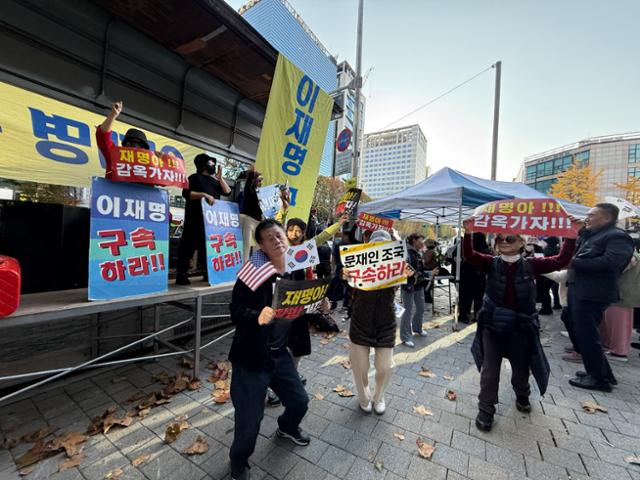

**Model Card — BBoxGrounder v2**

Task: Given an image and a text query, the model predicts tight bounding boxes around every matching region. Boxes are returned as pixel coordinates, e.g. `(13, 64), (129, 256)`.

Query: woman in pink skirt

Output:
(600, 253), (640, 361)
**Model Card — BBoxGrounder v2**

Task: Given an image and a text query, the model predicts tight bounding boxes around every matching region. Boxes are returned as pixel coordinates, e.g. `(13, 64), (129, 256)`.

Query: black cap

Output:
(194, 153), (216, 172)
(122, 128), (149, 150)
(286, 217), (307, 232)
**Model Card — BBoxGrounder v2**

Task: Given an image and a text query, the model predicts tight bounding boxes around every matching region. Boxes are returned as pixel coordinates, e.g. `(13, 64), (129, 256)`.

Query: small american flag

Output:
(237, 250), (277, 291)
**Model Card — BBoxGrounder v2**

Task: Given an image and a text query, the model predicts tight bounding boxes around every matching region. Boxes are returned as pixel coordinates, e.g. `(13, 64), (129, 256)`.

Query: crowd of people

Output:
(96, 106), (639, 480)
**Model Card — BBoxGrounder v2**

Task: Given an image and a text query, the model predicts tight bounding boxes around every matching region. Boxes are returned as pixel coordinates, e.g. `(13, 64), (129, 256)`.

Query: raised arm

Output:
(462, 233), (494, 272)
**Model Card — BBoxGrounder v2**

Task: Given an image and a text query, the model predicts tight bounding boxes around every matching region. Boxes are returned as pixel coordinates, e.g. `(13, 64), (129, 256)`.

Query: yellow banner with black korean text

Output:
(254, 54), (333, 222)
(0, 81), (201, 188)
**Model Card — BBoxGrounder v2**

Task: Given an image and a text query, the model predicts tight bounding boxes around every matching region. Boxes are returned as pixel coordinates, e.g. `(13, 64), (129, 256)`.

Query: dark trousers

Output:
(177, 221), (206, 276)
(568, 288), (615, 382)
(328, 269), (344, 305)
(458, 265), (485, 323)
(229, 349), (309, 469)
(560, 307), (579, 352)
(478, 329), (531, 415)
(540, 278), (561, 311)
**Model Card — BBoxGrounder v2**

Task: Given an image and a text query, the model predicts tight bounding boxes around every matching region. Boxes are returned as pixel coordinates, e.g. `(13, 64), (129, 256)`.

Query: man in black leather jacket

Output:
(567, 203), (634, 392)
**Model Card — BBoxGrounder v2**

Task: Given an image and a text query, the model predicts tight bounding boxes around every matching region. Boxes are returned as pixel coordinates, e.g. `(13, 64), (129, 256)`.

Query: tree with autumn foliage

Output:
(615, 177), (640, 205)
(549, 164), (602, 206)
(311, 177), (372, 224)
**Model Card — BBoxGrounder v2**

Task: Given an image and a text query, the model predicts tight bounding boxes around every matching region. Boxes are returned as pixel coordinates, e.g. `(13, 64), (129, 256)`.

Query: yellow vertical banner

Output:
(254, 54), (333, 222)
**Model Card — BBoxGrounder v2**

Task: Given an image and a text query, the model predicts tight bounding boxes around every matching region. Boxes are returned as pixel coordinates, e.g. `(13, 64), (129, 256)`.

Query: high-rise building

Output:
(239, 0), (337, 176)
(516, 132), (640, 199)
(333, 61), (366, 177)
(361, 125), (428, 199)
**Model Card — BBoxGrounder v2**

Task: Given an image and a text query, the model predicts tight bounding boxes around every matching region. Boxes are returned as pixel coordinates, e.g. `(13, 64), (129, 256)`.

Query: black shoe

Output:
(276, 427), (310, 446)
(574, 371), (618, 386)
(538, 309), (553, 315)
(299, 374), (307, 386)
(231, 464), (250, 480)
(475, 410), (493, 432)
(175, 274), (191, 285)
(569, 375), (612, 392)
(516, 396), (532, 413)
(631, 342), (640, 350)
(553, 304), (562, 310)
(266, 389), (281, 407)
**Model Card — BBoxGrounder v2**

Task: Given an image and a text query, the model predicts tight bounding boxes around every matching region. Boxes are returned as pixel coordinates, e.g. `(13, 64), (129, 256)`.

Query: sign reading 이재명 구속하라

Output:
(272, 277), (332, 320)
(470, 198), (579, 237)
(201, 199), (243, 286)
(89, 177), (169, 300)
(339, 240), (408, 291)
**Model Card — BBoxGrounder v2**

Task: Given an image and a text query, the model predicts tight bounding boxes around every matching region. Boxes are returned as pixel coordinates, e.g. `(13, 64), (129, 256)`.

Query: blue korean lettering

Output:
(296, 76), (320, 114)
(281, 142), (306, 175)
(289, 187), (298, 206)
(29, 108), (90, 165)
(285, 108), (314, 146)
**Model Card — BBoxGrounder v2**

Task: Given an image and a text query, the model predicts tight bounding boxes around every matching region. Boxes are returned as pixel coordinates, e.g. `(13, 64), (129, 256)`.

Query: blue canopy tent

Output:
(359, 167), (588, 327)
(360, 167), (588, 225)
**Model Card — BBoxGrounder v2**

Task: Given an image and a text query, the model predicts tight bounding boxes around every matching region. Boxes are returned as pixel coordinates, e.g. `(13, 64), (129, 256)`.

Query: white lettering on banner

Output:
(339, 240), (408, 291)
(96, 195), (121, 218)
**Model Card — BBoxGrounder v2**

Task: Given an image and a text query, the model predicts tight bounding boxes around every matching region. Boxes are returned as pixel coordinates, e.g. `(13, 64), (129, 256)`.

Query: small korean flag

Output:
(285, 238), (320, 273)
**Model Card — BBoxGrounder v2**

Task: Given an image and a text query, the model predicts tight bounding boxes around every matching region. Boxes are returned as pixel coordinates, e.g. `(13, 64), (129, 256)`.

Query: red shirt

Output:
(463, 235), (576, 310)
(95, 127), (116, 179)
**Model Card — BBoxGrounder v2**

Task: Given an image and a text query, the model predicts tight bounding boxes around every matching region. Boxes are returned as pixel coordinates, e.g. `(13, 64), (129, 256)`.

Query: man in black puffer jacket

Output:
(567, 203), (634, 392)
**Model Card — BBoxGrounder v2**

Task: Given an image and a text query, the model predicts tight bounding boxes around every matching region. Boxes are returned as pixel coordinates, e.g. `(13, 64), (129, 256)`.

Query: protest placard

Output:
(285, 239), (319, 273)
(356, 212), (394, 232)
(110, 147), (188, 188)
(335, 188), (362, 216)
(339, 240), (408, 290)
(89, 177), (169, 300)
(470, 198), (579, 237)
(202, 199), (243, 285)
(272, 277), (332, 320)
(257, 184), (283, 219)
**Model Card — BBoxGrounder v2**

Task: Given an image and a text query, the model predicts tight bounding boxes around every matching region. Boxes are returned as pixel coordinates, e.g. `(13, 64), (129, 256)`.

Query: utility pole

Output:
(351, 0), (364, 186)
(490, 60), (501, 181)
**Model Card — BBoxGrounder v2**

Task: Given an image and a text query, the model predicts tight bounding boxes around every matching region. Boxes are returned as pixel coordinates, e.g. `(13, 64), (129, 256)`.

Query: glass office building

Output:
(517, 132), (640, 198)
(239, 0), (337, 176)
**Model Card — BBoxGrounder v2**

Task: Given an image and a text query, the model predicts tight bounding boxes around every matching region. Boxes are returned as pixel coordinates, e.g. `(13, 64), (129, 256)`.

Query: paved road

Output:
(1, 304), (639, 480)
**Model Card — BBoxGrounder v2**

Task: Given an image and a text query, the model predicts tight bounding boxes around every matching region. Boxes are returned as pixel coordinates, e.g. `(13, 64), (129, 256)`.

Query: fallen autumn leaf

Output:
(416, 438), (435, 459)
(183, 436), (209, 455)
(413, 405), (434, 416)
(581, 401), (607, 414)
(394, 432), (405, 441)
(418, 367), (436, 378)
(58, 453), (84, 472)
(132, 453), (151, 467)
(446, 390), (457, 401)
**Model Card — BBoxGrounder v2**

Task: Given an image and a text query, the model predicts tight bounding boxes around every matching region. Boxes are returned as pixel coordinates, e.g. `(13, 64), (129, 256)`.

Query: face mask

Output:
(204, 162), (216, 174)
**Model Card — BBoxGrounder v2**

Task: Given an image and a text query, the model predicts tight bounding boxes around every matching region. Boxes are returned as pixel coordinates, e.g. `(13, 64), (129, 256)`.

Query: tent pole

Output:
(453, 204), (463, 331)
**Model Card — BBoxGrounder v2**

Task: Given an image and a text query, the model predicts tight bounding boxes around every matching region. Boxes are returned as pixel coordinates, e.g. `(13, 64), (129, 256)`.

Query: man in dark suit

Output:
(567, 203), (634, 392)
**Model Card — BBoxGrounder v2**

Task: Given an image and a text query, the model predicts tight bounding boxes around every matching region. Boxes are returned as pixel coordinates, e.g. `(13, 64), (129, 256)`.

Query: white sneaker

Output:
(359, 401), (372, 413)
(373, 399), (386, 415)
(560, 331), (569, 338)
(605, 352), (628, 362)
(416, 330), (428, 337)
(403, 340), (415, 348)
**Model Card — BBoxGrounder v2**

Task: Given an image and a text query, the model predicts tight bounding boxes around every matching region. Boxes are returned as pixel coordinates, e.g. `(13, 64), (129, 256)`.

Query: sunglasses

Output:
(495, 236), (519, 244)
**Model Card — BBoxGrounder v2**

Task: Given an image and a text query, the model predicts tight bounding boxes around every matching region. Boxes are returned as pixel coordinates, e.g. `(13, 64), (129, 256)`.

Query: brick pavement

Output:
(1, 303), (639, 480)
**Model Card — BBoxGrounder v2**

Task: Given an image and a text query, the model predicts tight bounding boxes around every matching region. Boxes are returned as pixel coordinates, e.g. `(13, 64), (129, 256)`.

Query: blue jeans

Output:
(229, 348), (309, 469)
(401, 288), (425, 342)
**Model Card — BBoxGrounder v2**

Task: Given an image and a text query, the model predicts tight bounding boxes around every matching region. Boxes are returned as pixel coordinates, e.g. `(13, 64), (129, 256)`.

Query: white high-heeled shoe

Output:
(373, 398), (386, 415)
(359, 401), (372, 413)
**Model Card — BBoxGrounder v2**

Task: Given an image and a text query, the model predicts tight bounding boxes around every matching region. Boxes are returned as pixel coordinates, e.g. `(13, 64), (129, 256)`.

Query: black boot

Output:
(175, 273), (191, 285)
(475, 410), (493, 431)
(574, 371), (617, 386)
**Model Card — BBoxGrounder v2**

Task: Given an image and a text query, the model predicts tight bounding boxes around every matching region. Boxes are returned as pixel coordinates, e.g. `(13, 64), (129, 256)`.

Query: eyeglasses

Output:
(495, 236), (518, 244)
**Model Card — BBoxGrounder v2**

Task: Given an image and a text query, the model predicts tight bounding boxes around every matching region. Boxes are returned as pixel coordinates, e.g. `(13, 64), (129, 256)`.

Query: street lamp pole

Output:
(351, 0), (364, 186)
(490, 60), (501, 181)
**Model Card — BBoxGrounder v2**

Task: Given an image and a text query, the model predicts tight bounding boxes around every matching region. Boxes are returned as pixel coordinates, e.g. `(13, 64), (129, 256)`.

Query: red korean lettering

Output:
(130, 227), (156, 250)
(127, 255), (150, 276)
(99, 259), (126, 281)
(98, 229), (127, 255)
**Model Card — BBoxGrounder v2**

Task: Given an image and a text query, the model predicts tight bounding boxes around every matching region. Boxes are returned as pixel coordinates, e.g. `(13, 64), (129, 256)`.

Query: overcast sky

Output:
(225, 0), (640, 181)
